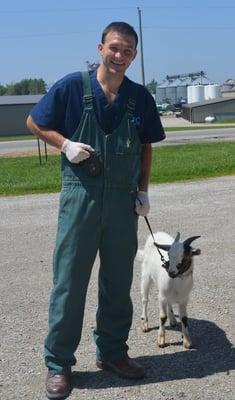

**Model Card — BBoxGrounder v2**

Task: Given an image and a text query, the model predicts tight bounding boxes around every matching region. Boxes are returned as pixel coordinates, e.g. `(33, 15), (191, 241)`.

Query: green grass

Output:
(0, 135), (35, 142)
(165, 125), (235, 131)
(151, 142), (235, 183)
(0, 156), (61, 196)
(0, 123), (234, 141)
(0, 142), (234, 196)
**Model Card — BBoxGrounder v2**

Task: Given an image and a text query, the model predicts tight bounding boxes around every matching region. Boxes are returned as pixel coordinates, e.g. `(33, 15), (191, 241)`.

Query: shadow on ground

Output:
(71, 318), (234, 392)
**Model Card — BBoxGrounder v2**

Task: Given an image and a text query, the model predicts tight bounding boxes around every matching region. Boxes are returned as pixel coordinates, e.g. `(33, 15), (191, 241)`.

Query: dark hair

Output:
(101, 21), (138, 49)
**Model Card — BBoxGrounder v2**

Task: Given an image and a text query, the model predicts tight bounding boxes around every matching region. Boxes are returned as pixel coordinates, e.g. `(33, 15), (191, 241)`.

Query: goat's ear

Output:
(174, 232), (180, 242)
(192, 248), (201, 256)
(155, 243), (171, 252)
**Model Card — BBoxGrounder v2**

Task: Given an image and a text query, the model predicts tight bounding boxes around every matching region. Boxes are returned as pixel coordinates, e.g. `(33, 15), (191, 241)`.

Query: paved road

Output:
(0, 176), (234, 399)
(0, 127), (235, 155)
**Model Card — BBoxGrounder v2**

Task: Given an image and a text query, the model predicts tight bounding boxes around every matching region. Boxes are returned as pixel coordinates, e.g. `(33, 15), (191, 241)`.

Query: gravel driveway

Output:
(0, 176), (234, 399)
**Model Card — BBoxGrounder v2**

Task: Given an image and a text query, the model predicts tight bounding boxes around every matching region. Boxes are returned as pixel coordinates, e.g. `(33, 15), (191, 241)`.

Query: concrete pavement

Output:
(0, 176), (234, 399)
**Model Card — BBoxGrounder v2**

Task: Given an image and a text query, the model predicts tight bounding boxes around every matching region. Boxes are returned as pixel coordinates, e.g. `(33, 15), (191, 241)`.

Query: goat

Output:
(139, 232), (201, 349)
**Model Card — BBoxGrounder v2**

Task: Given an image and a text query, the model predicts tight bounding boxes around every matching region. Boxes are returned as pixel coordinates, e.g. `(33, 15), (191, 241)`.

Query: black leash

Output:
(144, 216), (166, 264)
(136, 195), (167, 265)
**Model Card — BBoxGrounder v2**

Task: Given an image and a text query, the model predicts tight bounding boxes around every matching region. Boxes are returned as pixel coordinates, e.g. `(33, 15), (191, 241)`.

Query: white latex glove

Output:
(61, 139), (94, 164)
(135, 191), (150, 216)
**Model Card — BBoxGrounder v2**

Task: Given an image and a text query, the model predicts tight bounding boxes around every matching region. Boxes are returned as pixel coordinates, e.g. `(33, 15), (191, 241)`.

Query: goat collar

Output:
(163, 256), (193, 278)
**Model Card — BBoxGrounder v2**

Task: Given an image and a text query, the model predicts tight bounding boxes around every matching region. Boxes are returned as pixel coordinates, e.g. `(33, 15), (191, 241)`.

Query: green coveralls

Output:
(44, 72), (142, 373)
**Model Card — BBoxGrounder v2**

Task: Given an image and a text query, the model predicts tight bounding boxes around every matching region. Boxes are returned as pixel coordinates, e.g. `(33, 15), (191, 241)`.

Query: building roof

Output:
(0, 94), (43, 105)
(182, 96), (235, 109)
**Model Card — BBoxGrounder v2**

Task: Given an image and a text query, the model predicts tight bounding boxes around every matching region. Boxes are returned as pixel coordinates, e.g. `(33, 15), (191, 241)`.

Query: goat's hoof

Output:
(157, 336), (165, 348)
(141, 320), (149, 332)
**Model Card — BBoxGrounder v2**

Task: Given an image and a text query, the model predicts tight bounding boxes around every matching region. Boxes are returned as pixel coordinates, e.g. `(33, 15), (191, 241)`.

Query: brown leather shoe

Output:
(96, 358), (145, 379)
(46, 371), (71, 399)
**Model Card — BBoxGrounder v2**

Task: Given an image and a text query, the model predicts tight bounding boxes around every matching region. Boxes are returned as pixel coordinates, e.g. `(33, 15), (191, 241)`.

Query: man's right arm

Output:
(26, 115), (94, 163)
(26, 115), (65, 149)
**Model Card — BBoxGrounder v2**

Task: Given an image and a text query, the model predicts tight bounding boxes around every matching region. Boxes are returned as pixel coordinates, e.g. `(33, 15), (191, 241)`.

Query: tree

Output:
(0, 85), (6, 95)
(0, 78), (47, 95)
(146, 79), (158, 95)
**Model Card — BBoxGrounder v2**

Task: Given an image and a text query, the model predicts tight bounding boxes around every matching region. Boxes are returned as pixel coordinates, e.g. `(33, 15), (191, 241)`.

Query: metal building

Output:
(181, 97), (235, 123)
(0, 95), (43, 136)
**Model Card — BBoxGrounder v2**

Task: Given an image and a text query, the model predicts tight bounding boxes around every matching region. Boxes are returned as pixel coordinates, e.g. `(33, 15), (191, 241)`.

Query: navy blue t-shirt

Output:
(30, 70), (165, 144)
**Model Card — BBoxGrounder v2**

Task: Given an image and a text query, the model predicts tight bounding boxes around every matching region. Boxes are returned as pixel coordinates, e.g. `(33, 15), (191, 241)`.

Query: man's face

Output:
(98, 31), (137, 76)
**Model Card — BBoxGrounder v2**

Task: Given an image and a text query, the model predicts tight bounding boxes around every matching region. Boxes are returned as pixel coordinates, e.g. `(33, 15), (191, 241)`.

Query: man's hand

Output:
(135, 191), (150, 216)
(61, 139), (94, 164)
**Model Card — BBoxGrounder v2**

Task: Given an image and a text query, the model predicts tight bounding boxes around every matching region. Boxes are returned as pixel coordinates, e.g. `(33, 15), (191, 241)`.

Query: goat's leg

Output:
(157, 298), (168, 347)
(178, 303), (192, 349)
(141, 274), (151, 332)
(167, 303), (177, 327)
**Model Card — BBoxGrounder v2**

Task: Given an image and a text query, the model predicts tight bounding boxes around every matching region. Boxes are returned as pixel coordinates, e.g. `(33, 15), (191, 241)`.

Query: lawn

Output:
(0, 142), (234, 196)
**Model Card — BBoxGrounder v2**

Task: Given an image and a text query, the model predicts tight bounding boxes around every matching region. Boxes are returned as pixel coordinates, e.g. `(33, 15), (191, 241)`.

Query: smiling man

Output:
(27, 21), (165, 399)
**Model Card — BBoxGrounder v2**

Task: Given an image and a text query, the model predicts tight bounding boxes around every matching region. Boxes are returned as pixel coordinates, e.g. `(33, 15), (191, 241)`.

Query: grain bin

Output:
(156, 87), (166, 104)
(165, 85), (177, 103)
(208, 84), (221, 100)
(187, 85), (205, 103)
(176, 85), (187, 101)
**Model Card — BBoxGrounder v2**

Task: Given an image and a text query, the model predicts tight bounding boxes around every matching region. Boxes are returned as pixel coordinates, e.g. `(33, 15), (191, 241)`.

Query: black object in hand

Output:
(80, 151), (103, 177)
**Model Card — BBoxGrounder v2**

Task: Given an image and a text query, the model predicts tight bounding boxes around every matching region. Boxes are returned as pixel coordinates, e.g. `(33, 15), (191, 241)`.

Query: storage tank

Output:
(204, 85), (210, 100)
(176, 85), (187, 101)
(155, 87), (166, 104)
(165, 86), (177, 103)
(191, 85), (205, 103)
(207, 84), (221, 99)
(187, 85), (194, 103)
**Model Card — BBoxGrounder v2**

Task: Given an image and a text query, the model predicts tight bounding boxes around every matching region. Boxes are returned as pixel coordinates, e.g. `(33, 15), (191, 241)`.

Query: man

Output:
(27, 21), (165, 399)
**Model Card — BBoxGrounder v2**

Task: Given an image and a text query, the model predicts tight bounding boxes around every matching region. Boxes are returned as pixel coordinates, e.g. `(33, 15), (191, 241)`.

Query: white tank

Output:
(187, 85), (194, 103)
(204, 85), (210, 100)
(207, 84), (221, 99)
(189, 85), (205, 103)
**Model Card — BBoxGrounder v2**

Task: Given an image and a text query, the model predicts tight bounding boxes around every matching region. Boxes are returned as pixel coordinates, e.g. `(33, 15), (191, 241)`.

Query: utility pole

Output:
(137, 7), (145, 86)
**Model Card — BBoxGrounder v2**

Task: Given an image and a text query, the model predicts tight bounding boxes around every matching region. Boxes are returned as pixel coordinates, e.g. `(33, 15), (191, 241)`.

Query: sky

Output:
(0, 0), (234, 87)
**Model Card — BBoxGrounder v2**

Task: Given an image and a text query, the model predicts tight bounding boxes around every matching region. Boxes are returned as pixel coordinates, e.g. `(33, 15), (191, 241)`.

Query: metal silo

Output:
(176, 85), (187, 101)
(156, 86), (166, 104)
(187, 86), (194, 103)
(204, 85), (210, 100)
(165, 84), (177, 103)
(189, 85), (205, 103)
(208, 84), (221, 99)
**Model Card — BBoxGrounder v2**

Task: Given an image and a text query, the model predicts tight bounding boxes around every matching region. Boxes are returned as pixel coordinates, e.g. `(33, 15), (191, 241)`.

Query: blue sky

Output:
(0, 0), (234, 87)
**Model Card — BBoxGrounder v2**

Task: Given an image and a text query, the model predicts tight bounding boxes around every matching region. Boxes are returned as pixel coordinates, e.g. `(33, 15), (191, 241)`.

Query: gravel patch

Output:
(0, 176), (234, 399)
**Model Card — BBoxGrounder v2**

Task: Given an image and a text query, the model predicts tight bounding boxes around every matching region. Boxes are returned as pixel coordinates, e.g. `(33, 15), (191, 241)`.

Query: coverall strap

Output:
(126, 82), (138, 116)
(81, 71), (93, 110)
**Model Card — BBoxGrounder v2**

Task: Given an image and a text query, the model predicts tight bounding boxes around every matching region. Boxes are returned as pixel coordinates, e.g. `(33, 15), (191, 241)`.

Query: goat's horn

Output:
(155, 243), (171, 252)
(174, 232), (180, 242)
(184, 236), (201, 247)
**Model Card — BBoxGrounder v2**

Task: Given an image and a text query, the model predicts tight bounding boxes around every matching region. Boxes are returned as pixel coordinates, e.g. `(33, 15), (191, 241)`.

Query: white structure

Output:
(187, 85), (205, 103)
(204, 84), (221, 100)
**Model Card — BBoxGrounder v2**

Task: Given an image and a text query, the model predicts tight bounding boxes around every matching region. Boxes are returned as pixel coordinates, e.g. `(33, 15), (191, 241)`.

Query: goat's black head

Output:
(156, 233), (201, 278)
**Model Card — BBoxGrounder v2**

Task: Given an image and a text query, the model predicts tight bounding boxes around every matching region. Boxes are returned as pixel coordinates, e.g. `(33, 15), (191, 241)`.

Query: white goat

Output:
(139, 232), (201, 349)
